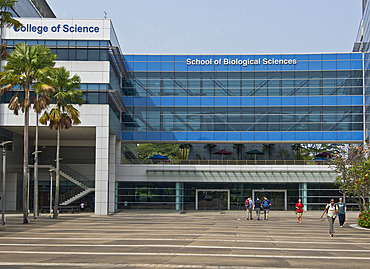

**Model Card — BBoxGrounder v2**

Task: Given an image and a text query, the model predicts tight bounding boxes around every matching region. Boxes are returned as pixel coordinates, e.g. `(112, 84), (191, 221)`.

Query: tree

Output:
(39, 66), (83, 218)
(0, 43), (56, 223)
(179, 144), (191, 160)
(0, 0), (22, 59)
(331, 145), (370, 213)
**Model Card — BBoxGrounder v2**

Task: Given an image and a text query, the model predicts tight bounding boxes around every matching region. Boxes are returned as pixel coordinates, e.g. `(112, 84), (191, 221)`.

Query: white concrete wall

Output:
(116, 164), (336, 183)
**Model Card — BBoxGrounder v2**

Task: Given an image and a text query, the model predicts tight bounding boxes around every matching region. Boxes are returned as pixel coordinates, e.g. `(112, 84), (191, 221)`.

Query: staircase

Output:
(30, 164), (95, 205)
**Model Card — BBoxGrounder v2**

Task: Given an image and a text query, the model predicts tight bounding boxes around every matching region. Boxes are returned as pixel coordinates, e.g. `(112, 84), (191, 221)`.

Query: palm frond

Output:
(8, 94), (19, 115)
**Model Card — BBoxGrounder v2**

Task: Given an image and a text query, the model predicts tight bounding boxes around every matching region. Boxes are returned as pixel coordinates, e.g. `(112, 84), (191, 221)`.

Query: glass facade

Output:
(121, 53), (364, 143)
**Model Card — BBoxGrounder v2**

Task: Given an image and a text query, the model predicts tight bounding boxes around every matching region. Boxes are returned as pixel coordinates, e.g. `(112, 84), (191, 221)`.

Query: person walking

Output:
(321, 199), (337, 237)
(245, 197), (254, 220)
(295, 198), (304, 224)
(80, 202), (85, 212)
(263, 197), (271, 220)
(336, 197), (347, 227)
(254, 197), (262, 220)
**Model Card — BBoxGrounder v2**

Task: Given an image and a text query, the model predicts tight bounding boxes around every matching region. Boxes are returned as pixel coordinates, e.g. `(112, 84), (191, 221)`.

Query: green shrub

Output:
(358, 212), (370, 228)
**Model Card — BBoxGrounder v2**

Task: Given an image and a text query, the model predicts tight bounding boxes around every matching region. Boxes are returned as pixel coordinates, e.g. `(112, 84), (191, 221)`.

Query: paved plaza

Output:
(0, 210), (370, 268)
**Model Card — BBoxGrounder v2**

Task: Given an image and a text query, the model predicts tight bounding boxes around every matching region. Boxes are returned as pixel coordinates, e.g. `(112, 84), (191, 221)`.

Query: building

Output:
(0, 1), (368, 214)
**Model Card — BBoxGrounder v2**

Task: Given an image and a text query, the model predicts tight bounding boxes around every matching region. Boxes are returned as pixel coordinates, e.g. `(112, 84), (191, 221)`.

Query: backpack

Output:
(264, 200), (270, 208)
(245, 199), (249, 207)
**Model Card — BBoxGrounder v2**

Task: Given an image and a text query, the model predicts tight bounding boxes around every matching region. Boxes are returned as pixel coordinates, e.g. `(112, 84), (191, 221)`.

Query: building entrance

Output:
(252, 190), (287, 210)
(196, 189), (230, 210)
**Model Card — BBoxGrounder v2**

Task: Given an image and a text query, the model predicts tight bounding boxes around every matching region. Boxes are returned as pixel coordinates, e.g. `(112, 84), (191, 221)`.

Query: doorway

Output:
(252, 190), (287, 210)
(196, 189), (230, 210)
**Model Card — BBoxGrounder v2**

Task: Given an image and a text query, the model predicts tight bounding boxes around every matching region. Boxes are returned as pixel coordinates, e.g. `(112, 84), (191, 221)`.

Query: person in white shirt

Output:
(320, 199), (337, 237)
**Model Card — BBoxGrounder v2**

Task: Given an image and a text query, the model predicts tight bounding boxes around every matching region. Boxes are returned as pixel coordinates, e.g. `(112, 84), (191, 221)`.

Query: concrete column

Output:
(299, 183), (308, 211)
(108, 135), (117, 213)
(94, 125), (109, 215)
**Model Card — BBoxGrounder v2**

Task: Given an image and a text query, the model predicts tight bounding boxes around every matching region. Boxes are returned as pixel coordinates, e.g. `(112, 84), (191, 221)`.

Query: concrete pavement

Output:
(0, 210), (369, 268)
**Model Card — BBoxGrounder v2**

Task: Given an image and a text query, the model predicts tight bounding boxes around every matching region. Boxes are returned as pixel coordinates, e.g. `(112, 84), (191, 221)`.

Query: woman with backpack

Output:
(295, 199), (304, 224)
(321, 199), (337, 237)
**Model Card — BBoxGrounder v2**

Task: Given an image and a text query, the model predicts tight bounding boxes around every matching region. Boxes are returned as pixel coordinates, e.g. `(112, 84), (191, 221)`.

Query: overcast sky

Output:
(46, 0), (362, 54)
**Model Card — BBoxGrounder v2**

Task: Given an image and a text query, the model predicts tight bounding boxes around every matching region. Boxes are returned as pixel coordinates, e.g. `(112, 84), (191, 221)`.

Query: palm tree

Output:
(0, 43), (56, 223)
(40, 66), (83, 219)
(0, 0), (22, 55)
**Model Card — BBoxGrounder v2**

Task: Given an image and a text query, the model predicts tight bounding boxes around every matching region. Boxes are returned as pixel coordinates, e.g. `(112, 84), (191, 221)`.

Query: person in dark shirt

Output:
(253, 197), (262, 220)
(263, 197), (271, 220)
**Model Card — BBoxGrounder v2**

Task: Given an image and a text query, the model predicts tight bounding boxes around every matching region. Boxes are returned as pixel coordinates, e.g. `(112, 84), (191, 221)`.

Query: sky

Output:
(46, 0), (362, 54)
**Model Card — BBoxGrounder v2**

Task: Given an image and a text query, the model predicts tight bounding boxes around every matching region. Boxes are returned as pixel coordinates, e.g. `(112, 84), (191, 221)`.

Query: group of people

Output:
(245, 197), (347, 237)
(244, 197), (271, 220)
(321, 197), (347, 237)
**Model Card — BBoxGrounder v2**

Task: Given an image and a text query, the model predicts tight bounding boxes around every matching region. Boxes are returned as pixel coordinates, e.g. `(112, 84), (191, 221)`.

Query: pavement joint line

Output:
(1, 250), (370, 260)
(1, 237), (370, 245)
(0, 243), (370, 252)
(0, 262), (310, 269)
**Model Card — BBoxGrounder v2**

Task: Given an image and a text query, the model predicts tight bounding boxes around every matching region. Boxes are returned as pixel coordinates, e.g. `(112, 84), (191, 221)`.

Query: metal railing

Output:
(122, 159), (329, 166)
(59, 164), (95, 188)
(59, 186), (85, 205)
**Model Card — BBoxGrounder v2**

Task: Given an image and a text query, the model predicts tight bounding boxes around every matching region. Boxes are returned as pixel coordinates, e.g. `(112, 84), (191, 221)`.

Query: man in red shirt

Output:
(295, 199), (304, 224)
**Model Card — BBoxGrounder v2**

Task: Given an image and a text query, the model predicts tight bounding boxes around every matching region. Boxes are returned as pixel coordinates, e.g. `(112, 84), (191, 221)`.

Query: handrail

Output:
(60, 186), (84, 204)
(122, 159), (329, 166)
(59, 164), (94, 188)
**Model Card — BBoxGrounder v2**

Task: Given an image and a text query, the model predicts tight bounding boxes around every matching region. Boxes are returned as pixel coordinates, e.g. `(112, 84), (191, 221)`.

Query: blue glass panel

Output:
(241, 132), (254, 141)
(337, 96), (351, 106)
(133, 97), (147, 106)
(294, 54), (309, 61)
(99, 41), (109, 46)
(308, 96), (322, 105)
(268, 97), (281, 106)
(309, 61), (322, 70)
(336, 61), (351, 70)
(201, 97), (214, 106)
(322, 54), (337, 60)
(134, 55), (148, 61)
(352, 131), (364, 141)
(146, 132), (161, 141)
(295, 97), (309, 106)
(228, 97), (241, 106)
(351, 53), (362, 59)
(175, 61), (188, 71)
(124, 55), (134, 61)
(173, 132), (188, 141)
(337, 132), (352, 140)
(122, 97), (133, 106)
(309, 132), (323, 141)
(175, 55), (188, 62)
(148, 55), (161, 61)
(57, 40), (68, 46)
(133, 61), (147, 71)
(148, 61), (161, 71)
(351, 60), (363, 70)
(188, 132), (201, 141)
(228, 132), (241, 141)
(296, 132), (309, 140)
(255, 97), (268, 106)
(88, 84), (99, 90)
(45, 40), (57, 46)
(282, 132), (295, 141)
(27, 40), (37, 45)
(161, 97), (174, 106)
(162, 55), (174, 61)
(132, 132), (147, 141)
(352, 96), (363, 105)
(214, 132), (228, 141)
(323, 96), (335, 105)
(161, 132), (175, 141)
(76, 40), (88, 46)
(214, 97), (227, 106)
(323, 61), (336, 70)
(255, 132), (268, 141)
(121, 132), (133, 140)
(161, 61), (174, 71)
(88, 40), (100, 46)
(175, 97), (187, 106)
(309, 54), (322, 60)
(241, 97), (254, 106)
(294, 60), (309, 71)
(147, 97), (161, 106)
(322, 132), (338, 141)
(282, 96), (295, 106)
(199, 132), (214, 141)
(269, 132), (282, 141)
(188, 97), (200, 106)
(336, 53), (351, 60)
